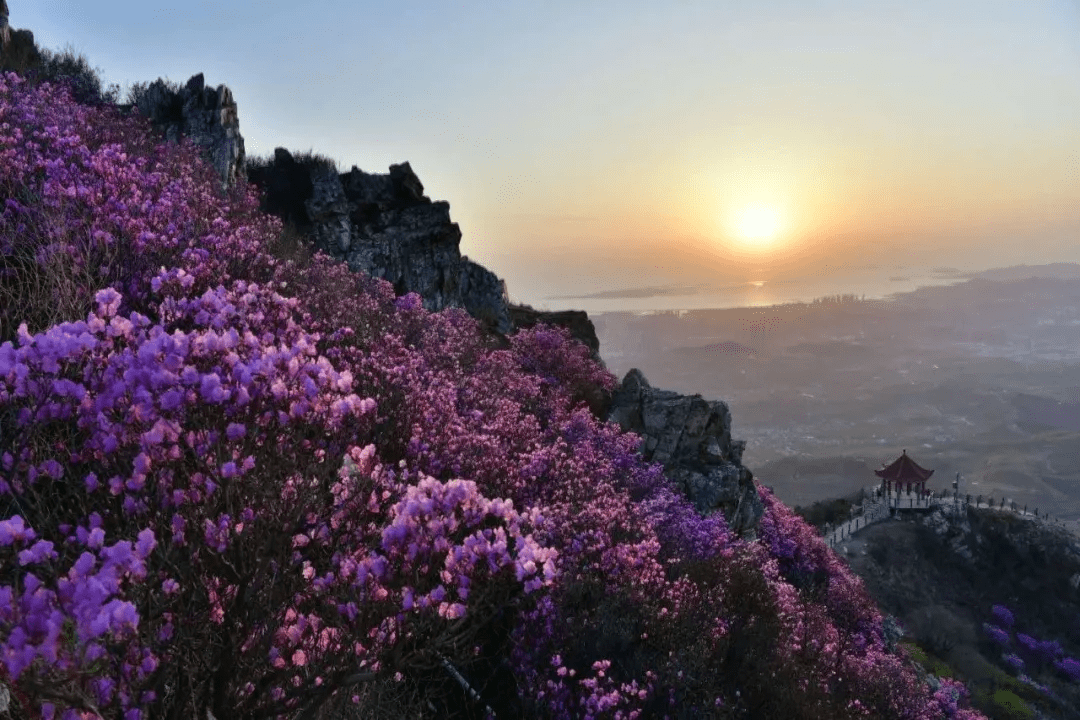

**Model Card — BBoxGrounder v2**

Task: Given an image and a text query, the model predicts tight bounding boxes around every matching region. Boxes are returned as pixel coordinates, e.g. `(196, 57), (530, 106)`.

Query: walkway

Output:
(823, 486), (1075, 549)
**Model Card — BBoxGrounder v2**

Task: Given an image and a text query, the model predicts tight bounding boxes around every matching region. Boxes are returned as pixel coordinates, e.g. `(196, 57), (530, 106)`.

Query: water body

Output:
(542, 266), (970, 315)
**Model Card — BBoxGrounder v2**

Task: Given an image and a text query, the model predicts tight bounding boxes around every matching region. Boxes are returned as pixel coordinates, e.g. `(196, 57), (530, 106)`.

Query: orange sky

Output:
(27, 0), (1080, 312)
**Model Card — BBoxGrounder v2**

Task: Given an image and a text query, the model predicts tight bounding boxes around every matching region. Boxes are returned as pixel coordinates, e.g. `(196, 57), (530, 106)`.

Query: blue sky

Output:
(15, 0), (1080, 312)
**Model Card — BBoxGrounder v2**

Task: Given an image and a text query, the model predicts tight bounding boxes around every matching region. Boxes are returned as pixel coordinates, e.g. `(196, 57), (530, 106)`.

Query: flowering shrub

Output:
(0, 70), (989, 719)
(1056, 656), (1080, 683)
(1003, 653), (1025, 673)
(983, 623), (1011, 648)
(981, 603), (1076, 684)
(990, 604), (1014, 630)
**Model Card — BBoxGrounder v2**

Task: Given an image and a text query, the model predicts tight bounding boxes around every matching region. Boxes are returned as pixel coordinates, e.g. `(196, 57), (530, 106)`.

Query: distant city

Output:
(593, 263), (1080, 526)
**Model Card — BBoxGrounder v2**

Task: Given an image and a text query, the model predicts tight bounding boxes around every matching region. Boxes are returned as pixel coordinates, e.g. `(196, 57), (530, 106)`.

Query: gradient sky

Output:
(17, 0), (1080, 312)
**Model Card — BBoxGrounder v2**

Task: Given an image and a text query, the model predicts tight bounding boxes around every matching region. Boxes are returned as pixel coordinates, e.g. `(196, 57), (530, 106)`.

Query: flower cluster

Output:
(990, 604), (1014, 629)
(981, 604), (1080, 690)
(982, 622), (1011, 648)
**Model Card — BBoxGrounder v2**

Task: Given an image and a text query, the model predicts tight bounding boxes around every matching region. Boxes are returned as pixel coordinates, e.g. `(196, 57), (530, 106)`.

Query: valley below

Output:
(593, 266), (1080, 530)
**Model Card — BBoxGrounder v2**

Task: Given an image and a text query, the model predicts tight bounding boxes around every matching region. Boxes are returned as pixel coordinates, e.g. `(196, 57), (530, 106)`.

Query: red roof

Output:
(874, 449), (934, 482)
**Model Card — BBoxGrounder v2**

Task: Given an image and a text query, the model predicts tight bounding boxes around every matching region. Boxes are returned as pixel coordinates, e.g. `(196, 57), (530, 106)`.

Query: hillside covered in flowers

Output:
(0, 60), (991, 719)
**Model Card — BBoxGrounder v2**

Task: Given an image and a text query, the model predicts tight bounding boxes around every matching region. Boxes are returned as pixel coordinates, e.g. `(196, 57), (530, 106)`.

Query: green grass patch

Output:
(899, 639), (956, 680)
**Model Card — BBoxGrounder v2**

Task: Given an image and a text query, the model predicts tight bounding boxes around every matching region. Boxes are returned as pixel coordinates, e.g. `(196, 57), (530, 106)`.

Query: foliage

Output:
(0, 70), (991, 719)
(792, 495), (858, 533)
(18, 42), (120, 106)
(990, 606), (1014, 631)
(121, 78), (185, 110)
(987, 689), (1033, 720)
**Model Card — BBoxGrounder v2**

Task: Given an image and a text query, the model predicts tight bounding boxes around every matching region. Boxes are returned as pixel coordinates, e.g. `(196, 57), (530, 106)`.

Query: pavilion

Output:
(875, 449), (934, 496)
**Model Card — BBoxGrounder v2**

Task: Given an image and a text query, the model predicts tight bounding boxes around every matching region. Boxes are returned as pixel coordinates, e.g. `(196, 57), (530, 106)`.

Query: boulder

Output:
(606, 368), (763, 538)
(882, 614), (905, 653)
(134, 73), (245, 192)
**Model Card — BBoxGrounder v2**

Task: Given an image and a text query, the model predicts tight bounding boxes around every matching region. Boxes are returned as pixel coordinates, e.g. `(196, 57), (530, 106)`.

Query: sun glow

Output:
(733, 205), (783, 247)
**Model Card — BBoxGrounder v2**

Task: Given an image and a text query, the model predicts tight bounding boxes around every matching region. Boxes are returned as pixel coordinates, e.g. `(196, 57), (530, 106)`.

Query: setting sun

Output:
(734, 205), (783, 246)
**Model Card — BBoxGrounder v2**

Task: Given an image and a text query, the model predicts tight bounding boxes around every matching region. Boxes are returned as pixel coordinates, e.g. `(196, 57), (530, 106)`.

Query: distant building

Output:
(875, 448), (934, 495)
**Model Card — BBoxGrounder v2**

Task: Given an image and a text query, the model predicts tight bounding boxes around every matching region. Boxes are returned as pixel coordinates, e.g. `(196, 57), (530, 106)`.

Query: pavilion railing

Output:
(823, 486), (1072, 549)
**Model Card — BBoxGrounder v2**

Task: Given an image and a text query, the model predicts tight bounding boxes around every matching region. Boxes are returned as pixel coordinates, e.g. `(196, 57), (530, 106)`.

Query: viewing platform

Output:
(823, 484), (1074, 549)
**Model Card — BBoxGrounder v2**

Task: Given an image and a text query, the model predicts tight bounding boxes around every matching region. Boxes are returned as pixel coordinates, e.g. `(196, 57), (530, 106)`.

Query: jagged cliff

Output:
(107, 70), (763, 537)
(132, 74), (245, 193)
(245, 147), (514, 336)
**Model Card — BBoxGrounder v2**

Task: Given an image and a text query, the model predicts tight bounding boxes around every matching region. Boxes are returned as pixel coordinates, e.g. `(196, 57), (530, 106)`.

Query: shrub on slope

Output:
(0, 71), (986, 719)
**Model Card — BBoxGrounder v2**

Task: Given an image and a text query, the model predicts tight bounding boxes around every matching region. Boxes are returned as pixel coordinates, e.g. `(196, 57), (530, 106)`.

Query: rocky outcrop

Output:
(920, 507), (975, 561)
(247, 149), (612, 364)
(339, 161), (466, 313)
(122, 80), (594, 355)
(459, 257), (512, 334)
(247, 148), (513, 335)
(606, 368), (764, 538)
(921, 505), (1080, 572)
(134, 73), (245, 192)
(0, 27), (41, 76)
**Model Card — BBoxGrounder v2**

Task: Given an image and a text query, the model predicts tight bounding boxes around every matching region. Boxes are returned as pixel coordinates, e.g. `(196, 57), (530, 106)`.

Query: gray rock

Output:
(920, 507), (976, 560)
(305, 163), (352, 255)
(882, 613), (905, 653)
(343, 195), (463, 311)
(606, 368), (764, 538)
(0, 26), (41, 75)
(135, 73), (245, 192)
(248, 153), (512, 334)
(458, 257), (512, 335)
(0, 0), (9, 48)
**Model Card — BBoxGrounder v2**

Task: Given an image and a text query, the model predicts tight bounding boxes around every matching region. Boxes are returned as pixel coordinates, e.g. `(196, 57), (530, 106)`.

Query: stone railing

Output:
(824, 485), (1074, 549)
(825, 487), (889, 547)
(939, 492), (1072, 530)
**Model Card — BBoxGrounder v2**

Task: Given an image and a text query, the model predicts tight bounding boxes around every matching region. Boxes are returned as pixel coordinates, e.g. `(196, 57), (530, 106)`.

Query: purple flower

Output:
(135, 528), (156, 559)
(1056, 657), (1080, 682)
(1004, 653), (1024, 672)
(86, 526), (105, 549)
(394, 293), (423, 311)
(983, 623), (1011, 647)
(0, 515), (35, 545)
(17, 539), (56, 565)
(991, 604), (1014, 629)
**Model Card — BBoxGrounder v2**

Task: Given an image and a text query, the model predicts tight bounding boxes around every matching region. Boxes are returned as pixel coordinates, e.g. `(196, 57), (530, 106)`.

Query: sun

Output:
(733, 205), (783, 246)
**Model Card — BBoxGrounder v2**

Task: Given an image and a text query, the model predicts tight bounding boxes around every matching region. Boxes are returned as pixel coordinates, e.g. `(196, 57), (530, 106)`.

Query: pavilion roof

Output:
(874, 449), (934, 482)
